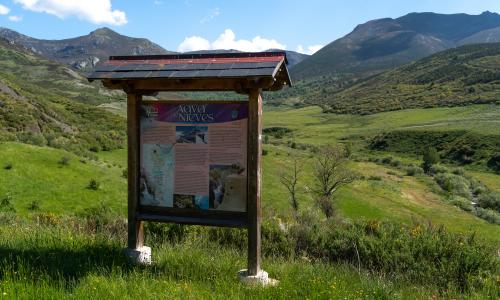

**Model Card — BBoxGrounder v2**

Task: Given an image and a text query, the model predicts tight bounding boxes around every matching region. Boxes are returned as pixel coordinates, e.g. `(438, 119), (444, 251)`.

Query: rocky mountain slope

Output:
(291, 11), (500, 79)
(0, 38), (126, 156)
(0, 27), (172, 71)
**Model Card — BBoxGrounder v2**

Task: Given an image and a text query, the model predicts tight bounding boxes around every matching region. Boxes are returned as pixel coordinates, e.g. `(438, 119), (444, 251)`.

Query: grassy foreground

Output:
(0, 216), (498, 299)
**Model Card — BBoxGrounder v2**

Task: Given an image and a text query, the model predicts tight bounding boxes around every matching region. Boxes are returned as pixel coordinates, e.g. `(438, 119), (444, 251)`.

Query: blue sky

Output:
(1, 0), (499, 54)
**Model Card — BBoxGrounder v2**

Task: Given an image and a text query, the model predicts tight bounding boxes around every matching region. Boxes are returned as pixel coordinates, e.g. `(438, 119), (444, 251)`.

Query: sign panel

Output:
(139, 101), (248, 213)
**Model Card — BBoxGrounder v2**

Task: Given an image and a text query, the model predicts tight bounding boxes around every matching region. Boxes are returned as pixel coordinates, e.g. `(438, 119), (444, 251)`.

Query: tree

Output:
(279, 155), (301, 213)
(422, 147), (440, 173)
(312, 145), (356, 218)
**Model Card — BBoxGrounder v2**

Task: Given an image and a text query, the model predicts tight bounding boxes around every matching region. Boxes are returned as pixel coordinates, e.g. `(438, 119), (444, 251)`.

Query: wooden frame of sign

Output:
(126, 90), (263, 275)
(89, 51), (291, 277)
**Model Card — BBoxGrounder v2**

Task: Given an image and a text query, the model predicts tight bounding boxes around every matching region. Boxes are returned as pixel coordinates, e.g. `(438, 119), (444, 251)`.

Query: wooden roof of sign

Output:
(87, 51), (292, 93)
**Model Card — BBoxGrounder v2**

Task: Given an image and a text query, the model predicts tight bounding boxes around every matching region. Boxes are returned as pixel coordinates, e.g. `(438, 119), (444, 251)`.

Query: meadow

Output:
(1, 104), (499, 299)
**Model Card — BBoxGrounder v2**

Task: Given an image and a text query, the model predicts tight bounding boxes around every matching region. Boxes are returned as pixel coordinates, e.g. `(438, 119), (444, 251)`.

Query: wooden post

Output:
(247, 88), (263, 276)
(127, 93), (144, 249)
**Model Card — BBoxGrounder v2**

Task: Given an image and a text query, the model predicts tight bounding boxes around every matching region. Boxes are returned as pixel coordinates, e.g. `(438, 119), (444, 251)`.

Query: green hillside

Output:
(270, 43), (500, 115)
(0, 39), (127, 156)
(320, 43), (500, 114)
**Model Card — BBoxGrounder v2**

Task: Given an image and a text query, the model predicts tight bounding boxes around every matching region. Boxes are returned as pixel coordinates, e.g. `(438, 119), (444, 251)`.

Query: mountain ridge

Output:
(0, 27), (173, 71)
(291, 11), (500, 79)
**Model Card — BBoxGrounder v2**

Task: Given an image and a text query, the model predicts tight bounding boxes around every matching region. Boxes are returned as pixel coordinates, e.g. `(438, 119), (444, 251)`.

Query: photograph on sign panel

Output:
(209, 164), (246, 212)
(140, 143), (175, 207)
(173, 194), (210, 210)
(176, 126), (208, 144)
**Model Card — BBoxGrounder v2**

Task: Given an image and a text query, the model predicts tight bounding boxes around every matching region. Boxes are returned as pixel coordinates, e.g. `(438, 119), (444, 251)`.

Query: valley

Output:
(0, 9), (499, 299)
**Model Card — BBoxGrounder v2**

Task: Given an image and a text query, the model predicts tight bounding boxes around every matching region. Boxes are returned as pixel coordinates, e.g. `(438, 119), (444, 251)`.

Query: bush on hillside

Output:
(477, 192), (500, 212)
(27, 200), (40, 211)
(429, 164), (449, 175)
(405, 165), (423, 176)
(487, 153), (500, 173)
(448, 195), (473, 212)
(262, 127), (293, 139)
(474, 207), (500, 225)
(434, 173), (471, 199)
(0, 195), (16, 213)
(87, 179), (100, 190)
(422, 147), (440, 173)
(58, 156), (70, 166)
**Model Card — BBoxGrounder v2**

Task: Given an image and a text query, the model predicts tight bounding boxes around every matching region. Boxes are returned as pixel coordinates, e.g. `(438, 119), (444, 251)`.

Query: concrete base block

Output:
(238, 269), (279, 286)
(124, 246), (152, 265)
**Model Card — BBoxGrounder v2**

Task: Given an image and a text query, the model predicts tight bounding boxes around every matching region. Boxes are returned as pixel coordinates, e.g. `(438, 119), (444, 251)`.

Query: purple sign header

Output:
(141, 102), (248, 124)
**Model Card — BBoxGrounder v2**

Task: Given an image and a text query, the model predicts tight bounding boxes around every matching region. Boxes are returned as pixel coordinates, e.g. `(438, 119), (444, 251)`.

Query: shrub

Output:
(422, 147), (440, 173)
(477, 192), (500, 212)
(88, 179), (100, 190)
(262, 127), (293, 139)
(262, 149), (268, 156)
(3, 163), (12, 170)
(58, 156), (70, 166)
(390, 159), (402, 167)
(429, 164), (449, 174)
(405, 165), (422, 176)
(474, 207), (500, 225)
(448, 195), (473, 212)
(381, 156), (393, 164)
(263, 135), (269, 144)
(434, 173), (471, 199)
(27, 200), (40, 211)
(368, 175), (382, 181)
(487, 153), (500, 173)
(0, 195), (16, 213)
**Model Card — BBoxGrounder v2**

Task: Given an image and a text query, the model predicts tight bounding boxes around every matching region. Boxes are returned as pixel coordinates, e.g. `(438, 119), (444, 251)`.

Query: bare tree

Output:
(279, 155), (301, 213)
(312, 144), (356, 218)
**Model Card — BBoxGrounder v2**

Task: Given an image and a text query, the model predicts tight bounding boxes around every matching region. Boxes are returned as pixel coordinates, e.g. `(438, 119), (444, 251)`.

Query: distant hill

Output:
(0, 38), (126, 156)
(318, 43), (500, 114)
(0, 27), (172, 71)
(291, 11), (500, 79)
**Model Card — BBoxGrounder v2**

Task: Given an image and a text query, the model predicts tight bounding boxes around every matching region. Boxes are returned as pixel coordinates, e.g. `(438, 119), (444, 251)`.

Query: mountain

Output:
(0, 37), (126, 155)
(291, 11), (500, 79)
(317, 43), (500, 114)
(185, 49), (309, 67)
(0, 27), (172, 71)
(268, 49), (309, 67)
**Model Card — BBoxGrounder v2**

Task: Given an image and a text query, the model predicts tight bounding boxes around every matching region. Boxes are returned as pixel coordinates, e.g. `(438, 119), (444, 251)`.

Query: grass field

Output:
(0, 143), (127, 215)
(3, 220), (495, 299)
(1, 104), (499, 299)
(263, 104), (500, 145)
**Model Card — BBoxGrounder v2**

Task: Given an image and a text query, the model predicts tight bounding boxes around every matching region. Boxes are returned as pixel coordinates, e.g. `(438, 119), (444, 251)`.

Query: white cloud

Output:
(153, 0), (163, 5)
(9, 15), (23, 22)
(178, 36), (211, 52)
(0, 4), (10, 15)
(296, 44), (324, 55)
(14, 0), (127, 25)
(178, 29), (286, 52)
(200, 7), (220, 24)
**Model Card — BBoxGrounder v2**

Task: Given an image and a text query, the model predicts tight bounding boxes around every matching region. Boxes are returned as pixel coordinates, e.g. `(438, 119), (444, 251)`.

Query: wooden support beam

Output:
(247, 88), (263, 276)
(127, 93), (144, 249)
(102, 77), (275, 92)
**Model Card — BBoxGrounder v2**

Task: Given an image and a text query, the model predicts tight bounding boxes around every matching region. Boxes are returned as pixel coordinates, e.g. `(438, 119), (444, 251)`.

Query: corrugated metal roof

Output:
(87, 51), (292, 90)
